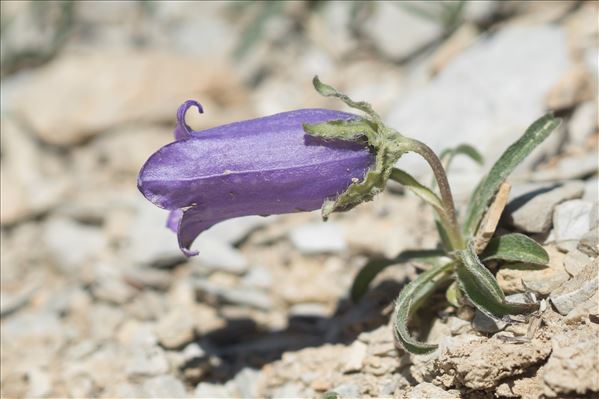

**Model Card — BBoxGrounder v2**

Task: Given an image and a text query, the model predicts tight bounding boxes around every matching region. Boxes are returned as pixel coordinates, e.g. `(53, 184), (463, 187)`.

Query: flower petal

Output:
(173, 100), (203, 141)
(166, 209), (183, 232)
(139, 109), (372, 210)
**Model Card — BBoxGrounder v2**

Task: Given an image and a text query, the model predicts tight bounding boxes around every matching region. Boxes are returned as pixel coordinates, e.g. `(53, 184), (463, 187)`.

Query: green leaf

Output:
(351, 249), (445, 302)
(435, 220), (453, 252)
(456, 244), (538, 318)
(390, 168), (456, 251)
(392, 262), (454, 355)
(445, 281), (461, 307)
(439, 144), (484, 170)
(481, 233), (549, 265)
(390, 169), (445, 212)
(462, 114), (561, 237)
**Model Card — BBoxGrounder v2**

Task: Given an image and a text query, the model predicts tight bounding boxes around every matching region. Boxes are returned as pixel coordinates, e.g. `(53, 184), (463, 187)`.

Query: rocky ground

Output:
(1, 1), (597, 398)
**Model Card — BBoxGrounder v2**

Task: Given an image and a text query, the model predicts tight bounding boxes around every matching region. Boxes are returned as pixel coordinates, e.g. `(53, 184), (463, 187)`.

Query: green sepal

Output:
(481, 233), (549, 265)
(307, 76), (411, 218)
(312, 76), (384, 126)
(350, 249), (445, 302)
(456, 243), (538, 319)
(322, 145), (391, 218)
(390, 168), (445, 212)
(392, 262), (454, 355)
(303, 118), (377, 142)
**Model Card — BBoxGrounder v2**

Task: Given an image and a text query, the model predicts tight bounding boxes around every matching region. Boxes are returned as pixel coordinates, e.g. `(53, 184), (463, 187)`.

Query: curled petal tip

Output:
(181, 247), (199, 257)
(174, 100), (204, 141)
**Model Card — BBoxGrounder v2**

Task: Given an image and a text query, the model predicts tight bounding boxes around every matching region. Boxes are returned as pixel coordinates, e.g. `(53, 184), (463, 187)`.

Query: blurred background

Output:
(1, 1), (597, 398)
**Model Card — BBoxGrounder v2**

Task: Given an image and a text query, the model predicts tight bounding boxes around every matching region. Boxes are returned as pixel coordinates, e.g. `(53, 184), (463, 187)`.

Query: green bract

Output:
(305, 77), (560, 355)
(304, 76), (412, 219)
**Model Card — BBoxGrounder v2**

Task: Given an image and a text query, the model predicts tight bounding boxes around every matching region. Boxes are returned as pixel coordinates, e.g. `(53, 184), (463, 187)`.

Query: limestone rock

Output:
(543, 322), (599, 396)
(289, 223), (347, 254)
(550, 260), (598, 316)
(553, 199), (596, 251)
(362, 2), (442, 60)
(496, 246), (569, 295)
(506, 181), (585, 234)
(12, 51), (245, 146)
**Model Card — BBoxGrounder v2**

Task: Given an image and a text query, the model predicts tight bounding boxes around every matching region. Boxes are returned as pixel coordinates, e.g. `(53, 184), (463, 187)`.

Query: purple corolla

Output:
(137, 101), (374, 256)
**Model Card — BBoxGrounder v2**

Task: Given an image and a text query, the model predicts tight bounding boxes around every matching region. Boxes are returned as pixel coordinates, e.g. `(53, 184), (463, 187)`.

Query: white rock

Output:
(568, 101), (597, 147)
(143, 375), (187, 398)
(496, 246), (569, 296)
(531, 151), (598, 182)
(563, 248), (593, 276)
(154, 310), (196, 349)
(241, 266), (273, 289)
(363, 2), (442, 60)
(550, 260), (599, 316)
(89, 304), (126, 341)
(25, 368), (51, 398)
(2, 311), (64, 365)
(288, 303), (330, 318)
(127, 201), (185, 267)
(43, 217), (107, 273)
(410, 382), (457, 399)
(342, 340), (368, 373)
(310, 1), (356, 57)
(578, 227), (599, 257)
(472, 310), (507, 334)
(200, 216), (272, 245)
(195, 382), (231, 398)
(125, 346), (169, 377)
(270, 382), (306, 398)
(194, 280), (273, 310)
(192, 237), (248, 275)
(182, 342), (205, 361)
(289, 223), (347, 254)
(10, 51), (244, 145)
(331, 382), (361, 398)
(91, 278), (135, 305)
(233, 367), (261, 399)
(506, 181), (585, 234)
(553, 200), (596, 247)
(583, 178), (598, 202)
(389, 26), (569, 182)
(0, 117), (70, 225)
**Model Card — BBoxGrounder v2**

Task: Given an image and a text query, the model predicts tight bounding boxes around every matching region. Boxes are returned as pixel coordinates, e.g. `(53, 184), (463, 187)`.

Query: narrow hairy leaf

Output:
(390, 169), (445, 212)
(435, 220), (453, 252)
(390, 168), (456, 250)
(392, 262), (453, 355)
(351, 249), (445, 302)
(445, 281), (461, 307)
(456, 244), (537, 318)
(440, 144), (484, 170)
(462, 114), (561, 236)
(481, 233), (549, 265)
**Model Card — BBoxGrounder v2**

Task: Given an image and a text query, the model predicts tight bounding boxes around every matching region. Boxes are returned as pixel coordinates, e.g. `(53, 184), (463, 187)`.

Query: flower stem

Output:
(404, 138), (464, 250)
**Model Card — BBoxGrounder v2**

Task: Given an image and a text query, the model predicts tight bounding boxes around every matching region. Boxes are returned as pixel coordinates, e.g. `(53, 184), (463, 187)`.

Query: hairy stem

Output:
(405, 138), (464, 249)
